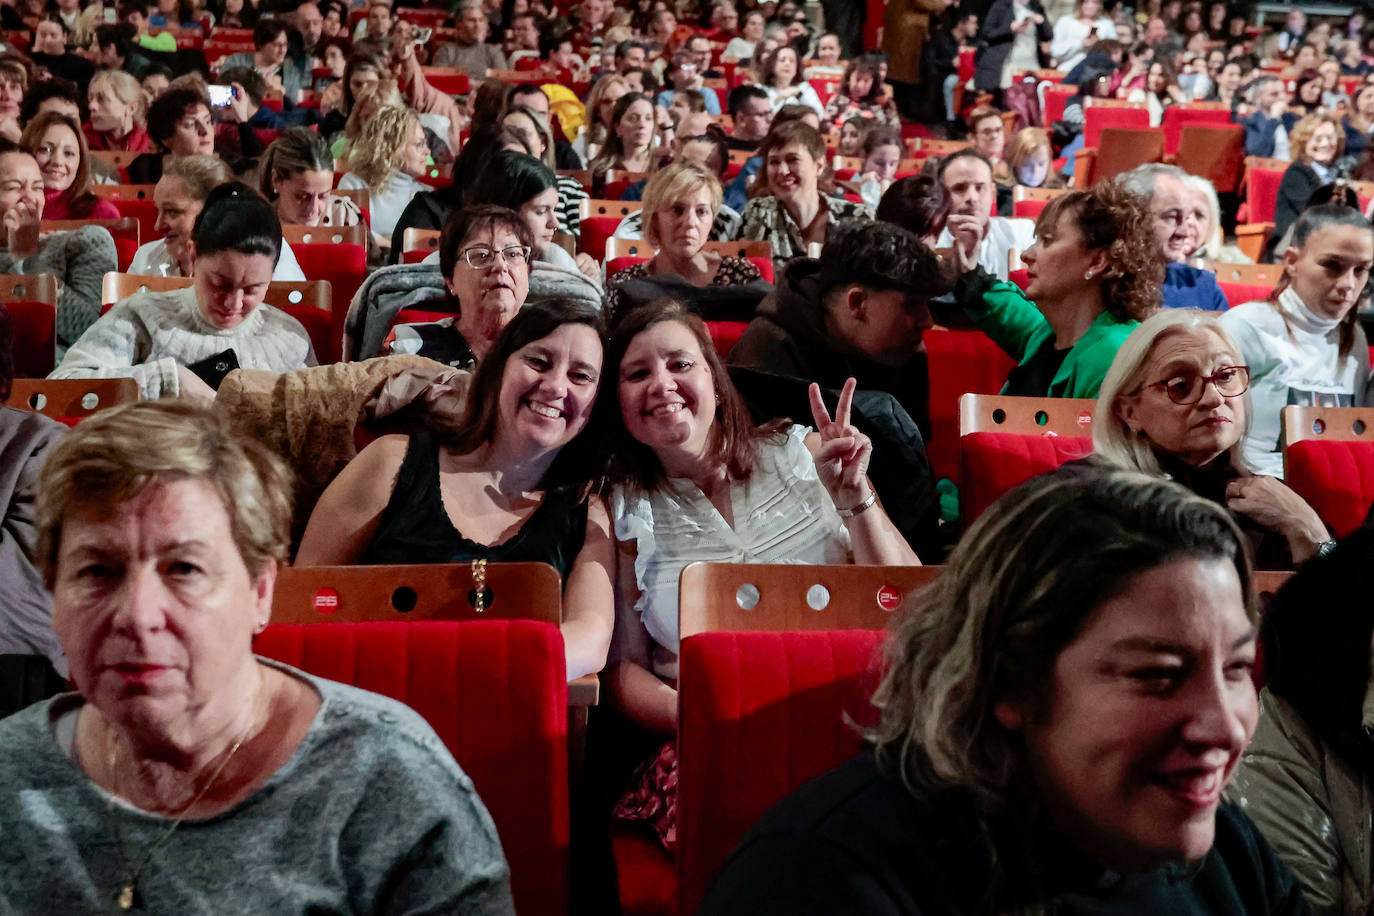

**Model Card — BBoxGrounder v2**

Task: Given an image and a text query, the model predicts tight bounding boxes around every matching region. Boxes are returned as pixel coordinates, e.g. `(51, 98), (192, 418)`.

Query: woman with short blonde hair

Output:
(338, 104), (430, 249)
(606, 161), (761, 317)
(1093, 308), (1330, 565)
(85, 69), (152, 152)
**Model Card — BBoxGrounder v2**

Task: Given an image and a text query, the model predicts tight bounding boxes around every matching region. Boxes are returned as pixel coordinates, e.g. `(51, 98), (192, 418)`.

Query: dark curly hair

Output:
(876, 174), (951, 242)
(1036, 184), (1164, 322)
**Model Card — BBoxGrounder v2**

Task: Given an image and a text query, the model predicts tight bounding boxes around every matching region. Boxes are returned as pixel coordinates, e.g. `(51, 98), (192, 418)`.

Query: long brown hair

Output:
(1267, 203), (1372, 360)
(20, 111), (96, 216)
(599, 299), (787, 492)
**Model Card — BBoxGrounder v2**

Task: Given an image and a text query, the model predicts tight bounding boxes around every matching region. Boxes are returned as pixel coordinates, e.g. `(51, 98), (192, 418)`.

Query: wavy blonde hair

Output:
(343, 103), (419, 190)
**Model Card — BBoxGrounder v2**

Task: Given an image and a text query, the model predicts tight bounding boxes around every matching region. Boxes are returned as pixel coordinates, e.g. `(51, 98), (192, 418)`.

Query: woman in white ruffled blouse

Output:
(600, 299), (919, 849)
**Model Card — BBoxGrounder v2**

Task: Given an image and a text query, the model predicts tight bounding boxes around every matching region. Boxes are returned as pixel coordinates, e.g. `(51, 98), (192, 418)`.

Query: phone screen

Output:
(208, 84), (235, 107)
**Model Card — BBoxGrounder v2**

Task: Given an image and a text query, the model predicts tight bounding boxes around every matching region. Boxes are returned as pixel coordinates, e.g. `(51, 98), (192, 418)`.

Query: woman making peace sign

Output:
(601, 300), (918, 849)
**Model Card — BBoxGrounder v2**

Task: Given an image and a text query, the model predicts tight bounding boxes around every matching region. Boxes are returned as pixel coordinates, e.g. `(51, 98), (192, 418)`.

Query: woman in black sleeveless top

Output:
(296, 298), (615, 681)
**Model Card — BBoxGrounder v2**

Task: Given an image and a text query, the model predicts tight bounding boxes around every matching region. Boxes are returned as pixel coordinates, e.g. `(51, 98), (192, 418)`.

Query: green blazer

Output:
(956, 268), (1137, 399)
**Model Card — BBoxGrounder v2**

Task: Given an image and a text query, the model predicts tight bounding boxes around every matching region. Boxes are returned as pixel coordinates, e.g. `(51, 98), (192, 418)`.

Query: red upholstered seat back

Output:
(254, 619), (570, 916)
(1043, 83), (1074, 126)
(1285, 439), (1374, 538)
(291, 242), (367, 362)
(677, 629), (885, 915)
(6, 301), (55, 378)
(1218, 281), (1269, 308)
(579, 216), (620, 262)
(960, 431), (1093, 526)
(1083, 105), (1149, 148)
(279, 305), (333, 364)
(705, 320), (749, 358)
(1162, 104), (1233, 156)
(1246, 165), (1285, 224)
(925, 329), (1016, 484)
(110, 198), (158, 245)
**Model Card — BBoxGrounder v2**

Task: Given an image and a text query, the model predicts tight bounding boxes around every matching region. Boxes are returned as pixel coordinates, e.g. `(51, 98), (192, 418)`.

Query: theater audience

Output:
(1050, 0), (1116, 73)
(575, 74), (631, 164)
(607, 162), (761, 318)
(434, 0), (508, 77)
(1093, 310), (1332, 567)
(318, 53), (387, 141)
(0, 399), (514, 912)
(216, 20), (309, 104)
(1219, 205), (1372, 479)
(383, 204), (531, 368)
(0, 140), (113, 348)
(1228, 526), (1374, 912)
(730, 220), (939, 437)
(1117, 164), (1228, 311)
(19, 111), (118, 220)
(946, 183), (1162, 397)
(725, 84), (773, 153)
(605, 299), (918, 847)
(589, 91), (661, 178)
(127, 82), (264, 184)
(703, 467), (1304, 914)
(736, 121), (871, 272)
(53, 183), (315, 401)
(298, 299), (613, 681)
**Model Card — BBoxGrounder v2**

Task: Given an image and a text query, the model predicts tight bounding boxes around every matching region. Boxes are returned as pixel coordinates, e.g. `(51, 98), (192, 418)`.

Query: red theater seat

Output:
(1286, 439), (1374, 538)
(254, 619), (570, 916)
(676, 629), (884, 914)
(961, 432), (1092, 525)
(924, 329), (1016, 485)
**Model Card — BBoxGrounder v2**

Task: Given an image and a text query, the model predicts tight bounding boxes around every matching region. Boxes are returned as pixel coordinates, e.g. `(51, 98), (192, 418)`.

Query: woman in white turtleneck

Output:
(1220, 205), (1374, 478)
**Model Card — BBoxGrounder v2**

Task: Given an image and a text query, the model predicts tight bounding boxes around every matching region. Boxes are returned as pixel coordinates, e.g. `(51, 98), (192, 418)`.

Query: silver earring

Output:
(1084, 270), (1094, 280)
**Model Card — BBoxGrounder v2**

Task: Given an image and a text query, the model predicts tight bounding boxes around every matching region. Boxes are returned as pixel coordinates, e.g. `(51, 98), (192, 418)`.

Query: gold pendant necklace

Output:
(105, 696), (261, 911)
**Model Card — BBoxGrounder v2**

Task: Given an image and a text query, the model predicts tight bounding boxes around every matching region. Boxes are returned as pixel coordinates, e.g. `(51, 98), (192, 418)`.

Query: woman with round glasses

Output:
(382, 205), (532, 370)
(1094, 310), (1332, 567)
(1219, 205), (1374, 479)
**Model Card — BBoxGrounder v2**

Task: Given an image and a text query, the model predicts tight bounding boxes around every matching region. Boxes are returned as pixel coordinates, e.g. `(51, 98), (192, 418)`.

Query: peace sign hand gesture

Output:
(809, 378), (873, 510)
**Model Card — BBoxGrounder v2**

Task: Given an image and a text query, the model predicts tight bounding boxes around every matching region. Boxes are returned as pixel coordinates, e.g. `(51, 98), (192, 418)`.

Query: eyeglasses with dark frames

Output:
(1147, 365), (1250, 405)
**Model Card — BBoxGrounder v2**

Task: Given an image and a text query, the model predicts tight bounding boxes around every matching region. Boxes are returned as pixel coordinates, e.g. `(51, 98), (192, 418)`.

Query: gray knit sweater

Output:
(0, 224), (116, 348)
(0, 661), (516, 915)
(50, 286), (316, 398)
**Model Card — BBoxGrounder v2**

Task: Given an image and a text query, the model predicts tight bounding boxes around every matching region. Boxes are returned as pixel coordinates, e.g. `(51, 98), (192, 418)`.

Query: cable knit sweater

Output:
(50, 286), (316, 398)
(0, 225), (116, 349)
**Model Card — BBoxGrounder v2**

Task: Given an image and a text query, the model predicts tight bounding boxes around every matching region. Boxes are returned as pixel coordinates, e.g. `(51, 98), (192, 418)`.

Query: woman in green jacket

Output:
(947, 183), (1165, 398)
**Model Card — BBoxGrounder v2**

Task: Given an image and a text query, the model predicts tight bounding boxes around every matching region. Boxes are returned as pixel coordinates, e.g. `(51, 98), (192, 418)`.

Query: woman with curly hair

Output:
(337, 104), (430, 249)
(945, 182), (1164, 397)
(822, 54), (899, 132)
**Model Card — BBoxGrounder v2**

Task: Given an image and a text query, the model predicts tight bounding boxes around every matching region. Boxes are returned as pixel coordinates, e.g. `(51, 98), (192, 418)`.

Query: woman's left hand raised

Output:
(808, 378), (873, 509)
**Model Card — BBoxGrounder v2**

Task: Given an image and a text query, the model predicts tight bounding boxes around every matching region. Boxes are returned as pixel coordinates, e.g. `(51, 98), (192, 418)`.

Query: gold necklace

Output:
(103, 696), (262, 911)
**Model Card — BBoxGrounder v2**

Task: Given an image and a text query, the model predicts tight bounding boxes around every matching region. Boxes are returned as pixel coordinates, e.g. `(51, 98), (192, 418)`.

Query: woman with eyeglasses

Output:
(381, 204), (533, 370)
(1219, 205), (1374, 480)
(1093, 310), (1332, 567)
(297, 297), (615, 682)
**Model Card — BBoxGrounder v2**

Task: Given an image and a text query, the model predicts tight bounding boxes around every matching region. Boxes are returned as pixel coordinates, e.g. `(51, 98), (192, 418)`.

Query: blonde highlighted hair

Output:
(1091, 309), (1252, 475)
(641, 161), (722, 248)
(89, 69), (147, 127)
(343, 103), (419, 189)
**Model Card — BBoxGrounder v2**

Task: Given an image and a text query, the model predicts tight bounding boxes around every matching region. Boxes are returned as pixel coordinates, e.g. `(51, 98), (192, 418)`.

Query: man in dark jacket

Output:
(727, 219), (944, 439)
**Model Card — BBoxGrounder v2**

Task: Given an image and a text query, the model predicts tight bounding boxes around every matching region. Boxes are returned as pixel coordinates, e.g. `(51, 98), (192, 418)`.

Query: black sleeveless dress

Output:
(359, 431), (589, 576)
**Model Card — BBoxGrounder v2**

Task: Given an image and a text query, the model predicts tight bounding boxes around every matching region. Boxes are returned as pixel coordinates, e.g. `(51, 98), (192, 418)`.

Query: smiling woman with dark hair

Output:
(703, 467), (1307, 914)
(298, 298), (615, 681)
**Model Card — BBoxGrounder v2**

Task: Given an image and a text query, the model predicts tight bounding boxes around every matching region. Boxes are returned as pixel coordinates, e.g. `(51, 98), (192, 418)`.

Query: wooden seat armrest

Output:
(1072, 147), (1097, 190)
(1234, 222), (1274, 263)
(569, 673), (600, 707)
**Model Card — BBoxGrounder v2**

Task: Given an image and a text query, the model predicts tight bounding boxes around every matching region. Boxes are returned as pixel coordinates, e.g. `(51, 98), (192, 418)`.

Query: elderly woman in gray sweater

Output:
(50, 182), (314, 403)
